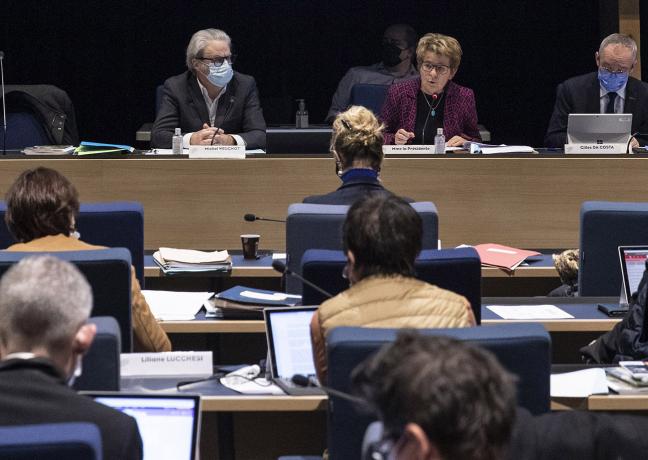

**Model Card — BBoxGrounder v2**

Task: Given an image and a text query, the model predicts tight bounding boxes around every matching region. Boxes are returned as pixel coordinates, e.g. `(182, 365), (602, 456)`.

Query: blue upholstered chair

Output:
(349, 83), (389, 116)
(301, 247), (482, 322)
(286, 202), (438, 294)
(0, 249), (133, 352)
(4, 112), (50, 149)
(74, 317), (121, 392)
(325, 323), (551, 460)
(0, 422), (102, 460)
(0, 201), (145, 286)
(579, 201), (648, 296)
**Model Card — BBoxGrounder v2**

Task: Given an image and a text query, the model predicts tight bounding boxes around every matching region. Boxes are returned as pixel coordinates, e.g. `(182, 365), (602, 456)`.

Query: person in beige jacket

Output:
(3, 167), (171, 353)
(311, 193), (475, 382)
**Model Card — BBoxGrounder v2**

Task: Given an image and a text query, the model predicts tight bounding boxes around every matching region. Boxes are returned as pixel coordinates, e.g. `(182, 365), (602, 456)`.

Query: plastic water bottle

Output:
(172, 128), (183, 155)
(434, 128), (445, 154)
(296, 99), (309, 128)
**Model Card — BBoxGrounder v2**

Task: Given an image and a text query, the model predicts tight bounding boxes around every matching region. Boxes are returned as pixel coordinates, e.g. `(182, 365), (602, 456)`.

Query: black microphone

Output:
(271, 260), (333, 299)
(291, 374), (366, 405)
(243, 213), (286, 223)
(0, 51), (6, 156)
(211, 96), (237, 145)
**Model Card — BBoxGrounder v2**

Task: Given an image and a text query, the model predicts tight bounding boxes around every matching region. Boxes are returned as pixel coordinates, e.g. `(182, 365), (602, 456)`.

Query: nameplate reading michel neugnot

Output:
(121, 351), (213, 377)
(189, 145), (246, 159)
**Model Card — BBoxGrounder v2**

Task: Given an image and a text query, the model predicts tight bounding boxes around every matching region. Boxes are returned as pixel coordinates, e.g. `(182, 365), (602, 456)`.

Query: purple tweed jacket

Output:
(381, 78), (481, 144)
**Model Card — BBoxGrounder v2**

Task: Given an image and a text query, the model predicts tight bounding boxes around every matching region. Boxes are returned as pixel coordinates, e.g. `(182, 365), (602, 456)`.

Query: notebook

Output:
(264, 306), (324, 395)
(85, 393), (200, 460)
(598, 246), (648, 316)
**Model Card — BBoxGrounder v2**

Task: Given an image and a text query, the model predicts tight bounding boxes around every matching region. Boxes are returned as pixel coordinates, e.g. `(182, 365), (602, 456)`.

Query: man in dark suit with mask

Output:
(152, 28), (266, 149)
(326, 24), (419, 123)
(0, 256), (142, 460)
(545, 33), (648, 148)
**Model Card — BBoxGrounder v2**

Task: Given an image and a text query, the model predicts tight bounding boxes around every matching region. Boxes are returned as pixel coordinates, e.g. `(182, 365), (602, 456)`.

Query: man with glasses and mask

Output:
(326, 24), (419, 123)
(152, 28), (266, 149)
(0, 256), (142, 460)
(545, 33), (648, 148)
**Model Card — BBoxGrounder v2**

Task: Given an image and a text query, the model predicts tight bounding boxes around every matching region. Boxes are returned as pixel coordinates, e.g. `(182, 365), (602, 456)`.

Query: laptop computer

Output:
(264, 306), (324, 395)
(84, 393), (200, 460)
(598, 246), (648, 317)
(567, 113), (632, 149)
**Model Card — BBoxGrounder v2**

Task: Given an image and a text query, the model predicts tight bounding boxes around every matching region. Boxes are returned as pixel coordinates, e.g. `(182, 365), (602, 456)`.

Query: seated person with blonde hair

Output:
(304, 105), (411, 205)
(310, 193), (475, 382)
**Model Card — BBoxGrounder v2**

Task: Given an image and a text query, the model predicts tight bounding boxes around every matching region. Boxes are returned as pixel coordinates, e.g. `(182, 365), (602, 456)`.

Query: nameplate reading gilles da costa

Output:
(140, 355), (205, 363)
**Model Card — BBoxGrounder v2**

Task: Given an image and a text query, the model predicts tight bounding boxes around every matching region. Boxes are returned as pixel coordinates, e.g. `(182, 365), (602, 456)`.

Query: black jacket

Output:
(544, 72), (648, 148)
(151, 70), (266, 149)
(303, 175), (413, 205)
(4, 85), (79, 145)
(0, 358), (142, 460)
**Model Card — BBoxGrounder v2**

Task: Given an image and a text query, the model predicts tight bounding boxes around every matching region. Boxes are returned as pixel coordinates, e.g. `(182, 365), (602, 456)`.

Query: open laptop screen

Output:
(89, 394), (199, 460)
(265, 307), (317, 379)
(619, 246), (648, 300)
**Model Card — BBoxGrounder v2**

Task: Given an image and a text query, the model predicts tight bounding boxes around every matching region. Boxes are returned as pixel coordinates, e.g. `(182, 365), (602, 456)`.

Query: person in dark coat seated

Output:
(303, 105), (411, 205)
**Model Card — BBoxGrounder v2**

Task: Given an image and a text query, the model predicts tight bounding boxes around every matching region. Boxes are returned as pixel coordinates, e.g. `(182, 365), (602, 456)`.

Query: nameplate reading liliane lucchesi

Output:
(121, 351), (213, 377)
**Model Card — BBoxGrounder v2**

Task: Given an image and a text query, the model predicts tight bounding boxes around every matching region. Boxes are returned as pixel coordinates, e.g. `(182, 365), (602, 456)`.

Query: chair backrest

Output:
(5, 112), (51, 149)
(301, 247), (482, 322)
(326, 323), (551, 460)
(0, 422), (102, 460)
(0, 249), (133, 352)
(75, 316), (121, 392)
(0, 201), (145, 286)
(286, 202), (438, 294)
(155, 84), (164, 116)
(579, 201), (648, 296)
(349, 84), (389, 116)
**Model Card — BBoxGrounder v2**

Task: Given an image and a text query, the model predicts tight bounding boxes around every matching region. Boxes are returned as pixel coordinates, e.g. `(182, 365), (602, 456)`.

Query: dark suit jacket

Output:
(302, 176), (413, 205)
(544, 72), (648, 147)
(380, 78), (481, 145)
(0, 358), (142, 460)
(151, 70), (266, 149)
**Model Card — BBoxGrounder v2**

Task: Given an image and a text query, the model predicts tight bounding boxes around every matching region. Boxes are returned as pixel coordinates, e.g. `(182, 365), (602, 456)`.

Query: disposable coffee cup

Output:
(241, 234), (260, 259)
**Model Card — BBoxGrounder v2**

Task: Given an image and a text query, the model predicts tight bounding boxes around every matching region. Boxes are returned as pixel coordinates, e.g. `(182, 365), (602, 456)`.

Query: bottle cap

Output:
(174, 128), (181, 135)
(436, 128), (443, 135)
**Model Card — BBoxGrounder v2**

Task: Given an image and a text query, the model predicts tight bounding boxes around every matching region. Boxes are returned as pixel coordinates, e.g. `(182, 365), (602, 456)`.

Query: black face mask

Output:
(381, 43), (404, 67)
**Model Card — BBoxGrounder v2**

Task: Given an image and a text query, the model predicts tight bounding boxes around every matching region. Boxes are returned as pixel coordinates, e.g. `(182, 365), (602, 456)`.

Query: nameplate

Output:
(564, 143), (628, 154)
(382, 145), (443, 155)
(120, 351), (213, 377)
(189, 145), (246, 159)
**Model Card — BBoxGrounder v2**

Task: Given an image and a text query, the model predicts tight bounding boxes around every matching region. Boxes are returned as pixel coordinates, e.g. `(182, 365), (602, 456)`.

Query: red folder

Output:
(474, 244), (541, 272)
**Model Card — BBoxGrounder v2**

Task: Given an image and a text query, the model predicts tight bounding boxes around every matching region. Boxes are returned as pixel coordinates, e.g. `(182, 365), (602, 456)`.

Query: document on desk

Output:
(142, 290), (213, 320)
(551, 368), (609, 397)
(486, 304), (574, 319)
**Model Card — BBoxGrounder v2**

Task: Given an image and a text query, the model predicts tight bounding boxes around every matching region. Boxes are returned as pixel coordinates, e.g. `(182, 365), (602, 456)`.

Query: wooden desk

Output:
(552, 394), (648, 411)
(3, 155), (648, 250)
(200, 394), (326, 412)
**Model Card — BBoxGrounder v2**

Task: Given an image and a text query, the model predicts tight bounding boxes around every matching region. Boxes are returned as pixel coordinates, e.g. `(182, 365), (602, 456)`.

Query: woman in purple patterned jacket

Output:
(381, 33), (481, 147)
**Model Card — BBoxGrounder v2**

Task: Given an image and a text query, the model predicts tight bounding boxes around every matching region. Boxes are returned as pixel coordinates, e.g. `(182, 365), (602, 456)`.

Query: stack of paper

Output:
(606, 366), (648, 393)
(551, 368), (609, 397)
(465, 142), (536, 154)
(474, 243), (541, 272)
(74, 141), (135, 155)
(153, 247), (231, 274)
(142, 290), (213, 320)
(22, 145), (75, 155)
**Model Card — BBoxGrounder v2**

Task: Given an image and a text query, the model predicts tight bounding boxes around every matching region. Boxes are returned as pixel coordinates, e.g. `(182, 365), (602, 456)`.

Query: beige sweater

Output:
(310, 275), (475, 382)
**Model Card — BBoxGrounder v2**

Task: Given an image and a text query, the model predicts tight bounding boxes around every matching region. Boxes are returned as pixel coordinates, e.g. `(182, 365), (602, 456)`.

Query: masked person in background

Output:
(545, 33), (648, 148)
(152, 28), (266, 149)
(326, 24), (418, 123)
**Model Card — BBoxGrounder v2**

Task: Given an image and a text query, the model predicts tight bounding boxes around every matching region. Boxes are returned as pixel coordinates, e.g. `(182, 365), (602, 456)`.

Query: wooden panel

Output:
(201, 395), (326, 412)
(3, 156), (648, 251)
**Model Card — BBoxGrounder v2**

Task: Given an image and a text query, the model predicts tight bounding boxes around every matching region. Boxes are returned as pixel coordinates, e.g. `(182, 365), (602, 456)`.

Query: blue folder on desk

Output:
(214, 285), (301, 306)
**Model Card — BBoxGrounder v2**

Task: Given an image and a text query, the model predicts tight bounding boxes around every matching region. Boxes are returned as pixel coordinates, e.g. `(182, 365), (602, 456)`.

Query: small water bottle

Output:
(172, 127), (183, 155)
(295, 99), (309, 128)
(434, 128), (445, 154)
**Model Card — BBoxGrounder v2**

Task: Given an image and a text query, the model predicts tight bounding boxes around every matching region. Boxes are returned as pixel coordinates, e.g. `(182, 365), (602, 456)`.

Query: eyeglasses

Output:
(196, 55), (236, 67)
(421, 62), (451, 75)
(600, 65), (629, 75)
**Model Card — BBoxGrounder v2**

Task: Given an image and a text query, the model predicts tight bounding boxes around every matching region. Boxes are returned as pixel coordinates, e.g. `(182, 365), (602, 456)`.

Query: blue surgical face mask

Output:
(598, 68), (628, 93)
(207, 60), (233, 87)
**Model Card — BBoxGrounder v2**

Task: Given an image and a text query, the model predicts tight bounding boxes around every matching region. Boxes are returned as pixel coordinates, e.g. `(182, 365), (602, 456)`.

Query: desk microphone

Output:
(291, 374), (366, 405)
(271, 260), (333, 299)
(244, 213), (286, 223)
(0, 51), (6, 156)
(211, 96), (237, 145)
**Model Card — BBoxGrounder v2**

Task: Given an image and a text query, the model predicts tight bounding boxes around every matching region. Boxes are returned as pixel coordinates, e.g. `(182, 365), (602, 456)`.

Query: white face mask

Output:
(207, 60), (234, 87)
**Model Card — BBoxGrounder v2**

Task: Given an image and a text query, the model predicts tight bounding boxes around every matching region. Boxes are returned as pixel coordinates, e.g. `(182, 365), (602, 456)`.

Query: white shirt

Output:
(182, 78), (245, 148)
(599, 82), (627, 114)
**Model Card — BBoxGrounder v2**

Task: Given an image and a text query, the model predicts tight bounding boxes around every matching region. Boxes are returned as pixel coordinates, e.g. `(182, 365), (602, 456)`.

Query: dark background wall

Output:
(1, 0), (639, 146)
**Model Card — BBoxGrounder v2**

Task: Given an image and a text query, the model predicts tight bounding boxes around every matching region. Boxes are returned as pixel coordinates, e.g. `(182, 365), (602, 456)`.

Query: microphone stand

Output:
(0, 51), (6, 156)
